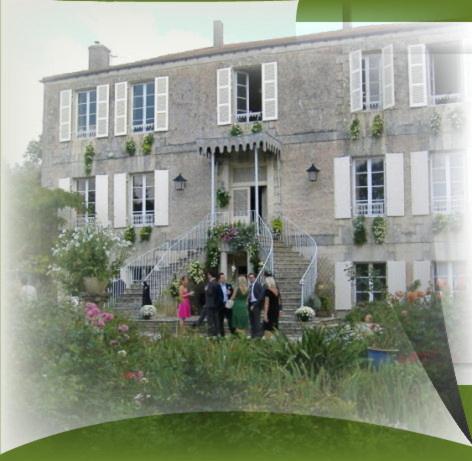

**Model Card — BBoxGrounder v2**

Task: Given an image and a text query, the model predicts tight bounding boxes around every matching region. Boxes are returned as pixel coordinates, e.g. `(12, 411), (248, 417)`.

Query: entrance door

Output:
(232, 187), (251, 223)
(250, 186), (267, 221)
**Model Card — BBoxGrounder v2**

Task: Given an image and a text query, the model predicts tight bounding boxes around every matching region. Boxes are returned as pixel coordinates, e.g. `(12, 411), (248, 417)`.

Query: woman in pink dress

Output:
(177, 276), (194, 329)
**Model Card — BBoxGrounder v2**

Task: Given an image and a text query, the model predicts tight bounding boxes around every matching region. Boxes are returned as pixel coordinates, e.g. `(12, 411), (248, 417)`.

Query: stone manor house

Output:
(40, 22), (470, 314)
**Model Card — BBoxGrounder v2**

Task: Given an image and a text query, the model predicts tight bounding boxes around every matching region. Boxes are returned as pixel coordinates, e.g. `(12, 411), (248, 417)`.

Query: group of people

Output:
(176, 271), (282, 338)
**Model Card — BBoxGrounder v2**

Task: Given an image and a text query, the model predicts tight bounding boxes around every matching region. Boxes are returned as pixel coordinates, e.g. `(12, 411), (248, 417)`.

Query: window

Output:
(132, 173), (154, 226)
(428, 42), (462, 104)
(76, 178), (95, 225)
(132, 82), (154, 132)
(362, 53), (382, 110)
(355, 263), (387, 303)
(434, 261), (466, 296)
(431, 151), (465, 213)
(233, 66), (262, 123)
(354, 158), (385, 216)
(77, 89), (96, 138)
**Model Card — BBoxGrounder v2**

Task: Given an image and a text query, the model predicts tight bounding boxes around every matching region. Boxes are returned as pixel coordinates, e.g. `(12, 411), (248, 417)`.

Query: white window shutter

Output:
(59, 89), (72, 142)
(114, 82), (128, 136)
(113, 173), (127, 228)
(154, 170), (169, 226)
(385, 153), (404, 216)
(334, 156), (351, 218)
(217, 68), (231, 125)
(262, 62), (278, 121)
(413, 261), (432, 291)
(349, 50), (363, 112)
(382, 44), (395, 109)
(58, 177), (71, 191)
(335, 262), (353, 310)
(387, 261), (406, 295)
(96, 84), (109, 138)
(95, 174), (109, 227)
(408, 44), (428, 107)
(410, 151), (430, 215)
(155, 76), (169, 131)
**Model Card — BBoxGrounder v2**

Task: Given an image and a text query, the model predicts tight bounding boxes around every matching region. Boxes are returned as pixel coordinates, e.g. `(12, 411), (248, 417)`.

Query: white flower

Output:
(117, 350), (127, 357)
(140, 377), (149, 385)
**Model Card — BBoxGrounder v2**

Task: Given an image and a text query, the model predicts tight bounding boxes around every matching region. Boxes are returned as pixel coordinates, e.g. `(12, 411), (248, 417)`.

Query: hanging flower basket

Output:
(295, 306), (315, 322)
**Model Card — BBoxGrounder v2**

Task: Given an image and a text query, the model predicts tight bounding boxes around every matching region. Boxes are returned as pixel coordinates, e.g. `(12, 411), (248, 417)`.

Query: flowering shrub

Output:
(50, 224), (131, 293)
(295, 306), (315, 321)
(188, 260), (205, 285)
(85, 302), (115, 329)
(140, 304), (157, 319)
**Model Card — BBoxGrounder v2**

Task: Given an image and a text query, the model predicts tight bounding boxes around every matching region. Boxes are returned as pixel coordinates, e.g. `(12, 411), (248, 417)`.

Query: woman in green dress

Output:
(230, 275), (250, 334)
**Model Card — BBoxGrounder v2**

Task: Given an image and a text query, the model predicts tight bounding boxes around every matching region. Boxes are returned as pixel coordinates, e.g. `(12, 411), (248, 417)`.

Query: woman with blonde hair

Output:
(177, 275), (194, 330)
(263, 276), (281, 336)
(229, 275), (250, 334)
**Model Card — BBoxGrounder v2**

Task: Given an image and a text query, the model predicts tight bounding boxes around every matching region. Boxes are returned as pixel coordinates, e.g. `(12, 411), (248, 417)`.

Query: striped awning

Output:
(196, 131), (282, 157)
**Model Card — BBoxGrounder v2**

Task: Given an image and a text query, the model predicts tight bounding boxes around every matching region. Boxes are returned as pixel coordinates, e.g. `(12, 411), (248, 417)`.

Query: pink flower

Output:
(102, 312), (114, 322)
(109, 339), (119, 347)
(118, 324), (129, 333)
(134, 370), (144, 380)
(96, 318), (106, 328)
(85, 303), (101, 318)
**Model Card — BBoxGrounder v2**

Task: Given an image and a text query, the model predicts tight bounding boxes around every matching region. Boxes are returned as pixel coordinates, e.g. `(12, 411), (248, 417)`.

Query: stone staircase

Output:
(273, 240), (336, 337)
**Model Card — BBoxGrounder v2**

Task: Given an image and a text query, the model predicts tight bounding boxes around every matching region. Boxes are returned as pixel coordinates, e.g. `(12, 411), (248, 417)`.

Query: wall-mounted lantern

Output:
(173, 173), (187, 191)
(306, 163), (320, 182)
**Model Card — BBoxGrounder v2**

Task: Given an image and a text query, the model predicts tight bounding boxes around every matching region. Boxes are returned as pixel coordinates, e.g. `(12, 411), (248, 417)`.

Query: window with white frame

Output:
(434, 261), (466, 295)
(76, 178), (96, 225)
(132, 82), (155, 132)
(132, 173), (154, 226)
(77, 89), (97, 138)
(233, 66), (262, 123)
(355, 262), (387, 303)
(362, 52), (382, 110)
(431, 151), (465, 213)
(354, 158), (385, 216)
(428, 42), (462, 105)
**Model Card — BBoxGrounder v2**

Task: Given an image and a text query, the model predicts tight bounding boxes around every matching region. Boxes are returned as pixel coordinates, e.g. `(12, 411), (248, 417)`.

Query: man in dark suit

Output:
(204, 271), (223, 337)
(217, 272), (235, 336)
(247, 272), (265, 338)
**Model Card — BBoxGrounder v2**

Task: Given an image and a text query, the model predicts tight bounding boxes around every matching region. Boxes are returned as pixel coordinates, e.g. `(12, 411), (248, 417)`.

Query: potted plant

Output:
(353, 216), (367, 245)
(295, 306), (315, 322)
(371, 114), (384, 138)
(139, 226), (152, 242)
(125, 138), (137, 156)
(216, 188), (230, 208)
(142, 134), (154, 155)
(123, 226), (136, 244)
(367, 327), (400, 368)
(350, 117), (360, 141)
(371, 217), (387, 244)
(271, 217), (283, 239)
(84, 143), (95, 175)
(50, 225), (131, 296)
(251, 122), (263, 133)
(229, 124), (243, 136)
(140, 304), (156, 320)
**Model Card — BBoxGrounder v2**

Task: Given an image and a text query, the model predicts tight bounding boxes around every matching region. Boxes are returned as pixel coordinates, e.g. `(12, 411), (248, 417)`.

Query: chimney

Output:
(213, 20), (224, 48)
(88, 41), (111, 71)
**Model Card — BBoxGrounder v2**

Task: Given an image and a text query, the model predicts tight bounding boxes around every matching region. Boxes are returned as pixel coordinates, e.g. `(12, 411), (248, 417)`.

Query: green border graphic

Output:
(1, 386), (471, 460)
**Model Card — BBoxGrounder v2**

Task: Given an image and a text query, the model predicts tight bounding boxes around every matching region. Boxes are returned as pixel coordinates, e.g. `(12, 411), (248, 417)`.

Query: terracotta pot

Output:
(83, 277), (108, 296)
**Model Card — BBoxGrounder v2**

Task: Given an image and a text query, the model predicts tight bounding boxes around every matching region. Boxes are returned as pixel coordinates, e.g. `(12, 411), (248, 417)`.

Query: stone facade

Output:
(40, 22), (470, 310)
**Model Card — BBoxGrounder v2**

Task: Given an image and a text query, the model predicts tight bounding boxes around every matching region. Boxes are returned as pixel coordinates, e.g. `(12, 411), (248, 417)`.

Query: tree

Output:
(5, 141), (83, 289)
